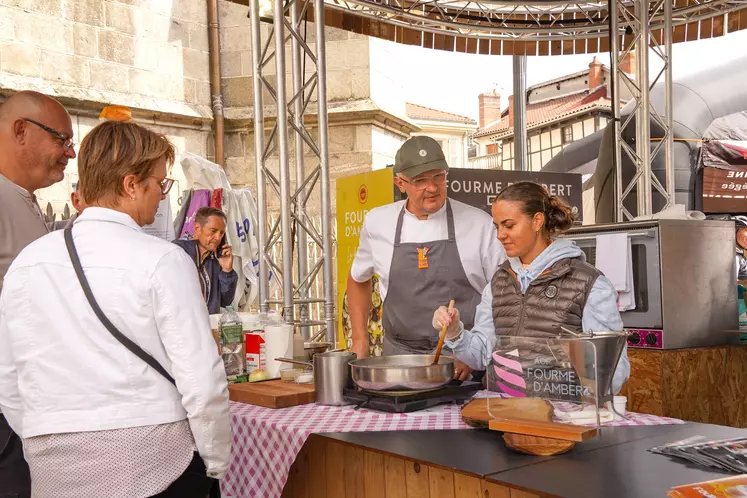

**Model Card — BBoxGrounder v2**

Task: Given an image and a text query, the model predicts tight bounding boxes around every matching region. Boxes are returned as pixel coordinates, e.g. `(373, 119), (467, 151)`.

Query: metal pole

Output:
(636, 0), (653, 216)
(274, 0), (295, 324)
(249, 0), (269, 312)
(609, 0), (624, 222)
(314, 0), (337, 345)
(663, 0), (675, 206)
(290, 0), (310, 339)
(512, 55), (528, 171)
(207, 0), (225, 168)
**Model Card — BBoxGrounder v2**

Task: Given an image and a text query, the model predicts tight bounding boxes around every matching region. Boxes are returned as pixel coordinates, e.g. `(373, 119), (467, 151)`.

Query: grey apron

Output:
(382, 201), (482, 355)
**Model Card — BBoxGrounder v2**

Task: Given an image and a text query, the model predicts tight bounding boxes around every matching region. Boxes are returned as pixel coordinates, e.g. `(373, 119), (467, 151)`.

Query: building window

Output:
(562, 126), (573, 144)
(449, 139), (460, 168)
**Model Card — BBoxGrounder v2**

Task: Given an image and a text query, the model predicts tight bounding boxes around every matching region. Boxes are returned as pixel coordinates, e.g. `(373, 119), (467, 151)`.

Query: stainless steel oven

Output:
(561, 219), (737, 349)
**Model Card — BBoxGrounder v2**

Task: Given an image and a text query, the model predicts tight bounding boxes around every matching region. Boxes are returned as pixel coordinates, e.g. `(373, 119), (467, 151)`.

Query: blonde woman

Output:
(0, 121), (230, 498)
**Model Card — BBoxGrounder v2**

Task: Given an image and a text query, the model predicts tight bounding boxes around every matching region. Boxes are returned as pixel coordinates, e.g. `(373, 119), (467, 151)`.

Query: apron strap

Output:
(445, 200), (456, 242)
(394, 205), (406, 246)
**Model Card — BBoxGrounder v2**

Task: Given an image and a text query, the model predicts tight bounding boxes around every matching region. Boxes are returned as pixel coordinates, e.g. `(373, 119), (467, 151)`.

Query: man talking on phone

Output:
(173, 206), (238, 314)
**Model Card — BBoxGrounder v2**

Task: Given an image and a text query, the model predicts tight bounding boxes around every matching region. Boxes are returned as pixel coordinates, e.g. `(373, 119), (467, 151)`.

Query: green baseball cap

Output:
(393, 136), (449, 179)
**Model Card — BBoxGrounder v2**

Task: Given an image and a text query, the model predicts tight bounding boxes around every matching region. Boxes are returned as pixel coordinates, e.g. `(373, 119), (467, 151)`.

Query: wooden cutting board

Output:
(461, 397), (555, 428)
(228, 380), (316, 408)
(461, 397), (597, 453)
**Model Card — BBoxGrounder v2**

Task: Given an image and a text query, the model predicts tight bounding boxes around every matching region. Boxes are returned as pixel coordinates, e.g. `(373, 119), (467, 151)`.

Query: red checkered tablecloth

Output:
(222, 392), (685, 498)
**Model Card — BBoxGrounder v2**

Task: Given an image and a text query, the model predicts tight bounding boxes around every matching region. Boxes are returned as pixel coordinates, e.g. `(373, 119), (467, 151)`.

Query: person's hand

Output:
(217, 244), (234, 272)
(432, 306), (461, 339)
(453, 359), (473, 381)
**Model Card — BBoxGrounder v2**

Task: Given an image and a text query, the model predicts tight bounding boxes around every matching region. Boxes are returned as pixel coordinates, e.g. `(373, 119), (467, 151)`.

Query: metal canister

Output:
(313, 351), (357, 406)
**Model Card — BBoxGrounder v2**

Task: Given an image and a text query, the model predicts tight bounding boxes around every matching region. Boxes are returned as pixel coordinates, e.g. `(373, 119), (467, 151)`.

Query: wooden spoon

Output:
(433, 299), (455, 364)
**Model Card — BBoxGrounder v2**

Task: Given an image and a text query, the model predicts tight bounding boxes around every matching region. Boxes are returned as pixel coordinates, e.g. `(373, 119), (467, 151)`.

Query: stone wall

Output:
(0, 0), (213, 116)
(0, 0), (414, 219)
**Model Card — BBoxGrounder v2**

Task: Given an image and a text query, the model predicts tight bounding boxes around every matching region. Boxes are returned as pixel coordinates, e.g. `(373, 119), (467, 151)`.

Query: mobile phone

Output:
(216, 234), (227, 257)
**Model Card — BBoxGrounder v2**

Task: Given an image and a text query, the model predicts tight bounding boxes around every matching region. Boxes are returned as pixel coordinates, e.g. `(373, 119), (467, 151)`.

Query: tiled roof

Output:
(474, 87), (611, 139)
(406, 102), (476, 124)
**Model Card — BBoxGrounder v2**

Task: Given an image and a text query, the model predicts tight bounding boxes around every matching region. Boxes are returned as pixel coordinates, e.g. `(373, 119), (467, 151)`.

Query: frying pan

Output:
(349, 354), (454, 391)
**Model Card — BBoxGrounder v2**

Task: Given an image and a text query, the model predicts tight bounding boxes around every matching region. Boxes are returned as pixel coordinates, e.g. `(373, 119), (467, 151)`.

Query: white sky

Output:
(389, 29), (747, 120)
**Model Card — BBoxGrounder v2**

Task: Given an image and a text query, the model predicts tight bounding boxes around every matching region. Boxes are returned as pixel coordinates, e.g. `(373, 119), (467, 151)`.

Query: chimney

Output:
(620, 49), (636, 77)
(588, 56), (603, 90)
(478, 89), (501, 129)
(508, 95), (514, 126)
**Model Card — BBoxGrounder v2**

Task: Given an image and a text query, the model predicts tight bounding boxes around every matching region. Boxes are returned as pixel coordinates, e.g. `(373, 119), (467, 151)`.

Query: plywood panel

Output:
(482, 481), (513, 498)
(428, 467), (455, 498)
(384, 455), (408, 498)
(599, 36), (609, 53)
(662, 347), (727, 424)
(625, 349), (664, 416)
(364, 451), (385, 498)
(511, 490), (543, 498)
(308, 437), (327, 498)
(526, 41), (537, 56)
(700, 17), (713, 39)
(713, 14), (725, 36)
(291, 440), (310, 498)
(490, 40), (501, 55)
(626, 346), (747, 427)
(502, 40), (515, 55)
(574, 37), (585, 55)
(673, 0), (687, 41)
(467, 37), (478, 54)
(405, 461), (430, 498)
(282, 479), (294, 498)
(345, 445), (366, 498)
(454, 474), (482, 498)
(728, 8), (741, 32)
(455, 36), (467, 53)
(326, 441), (347, 498)
(291, 435), (572, 497)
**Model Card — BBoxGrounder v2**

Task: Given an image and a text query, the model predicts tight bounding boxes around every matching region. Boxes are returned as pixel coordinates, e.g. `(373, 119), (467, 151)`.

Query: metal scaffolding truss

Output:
(611, 0), (675, 220)
(317, 0), (745, 45)
(249, 0), (336, 342)
(241, 0), (745, 345)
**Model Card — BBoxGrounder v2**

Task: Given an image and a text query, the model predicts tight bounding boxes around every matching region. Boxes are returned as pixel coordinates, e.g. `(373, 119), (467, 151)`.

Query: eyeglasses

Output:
(155, 177), (175, 196)
(398, 171), (448, 191)
(23, 118), (76, 151)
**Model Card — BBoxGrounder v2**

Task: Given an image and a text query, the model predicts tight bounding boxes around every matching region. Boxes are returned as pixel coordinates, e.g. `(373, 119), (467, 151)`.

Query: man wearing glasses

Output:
(347, 136), (506, 380)
(0, 91), (76, 497)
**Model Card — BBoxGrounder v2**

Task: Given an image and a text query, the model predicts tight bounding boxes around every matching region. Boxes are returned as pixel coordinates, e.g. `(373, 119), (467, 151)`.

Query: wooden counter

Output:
(623, 345), (747, 427)
(280, 423), (747, 498)
(280, 434), (540, 498)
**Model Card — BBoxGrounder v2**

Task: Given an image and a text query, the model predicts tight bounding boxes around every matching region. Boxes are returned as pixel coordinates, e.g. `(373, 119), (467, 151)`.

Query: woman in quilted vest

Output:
(432, 181), (630, 395)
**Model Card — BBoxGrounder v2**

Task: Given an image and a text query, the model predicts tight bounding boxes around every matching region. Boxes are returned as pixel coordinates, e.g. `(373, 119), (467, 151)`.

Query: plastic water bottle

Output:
(219, 306), (245, 377)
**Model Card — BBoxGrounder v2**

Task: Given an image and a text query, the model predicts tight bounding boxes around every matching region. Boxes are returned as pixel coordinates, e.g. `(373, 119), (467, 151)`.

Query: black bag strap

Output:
(63, 226), (176, 385)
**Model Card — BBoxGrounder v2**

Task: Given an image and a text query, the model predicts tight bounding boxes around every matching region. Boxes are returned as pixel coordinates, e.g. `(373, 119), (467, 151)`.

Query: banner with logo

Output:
(336, 167), (583, 351)
(335, 169), (395, 350)
(393, 169), (583, 222)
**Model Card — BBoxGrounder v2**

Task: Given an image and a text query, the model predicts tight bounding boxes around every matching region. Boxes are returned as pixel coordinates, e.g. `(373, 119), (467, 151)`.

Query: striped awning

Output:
(229, 0), (747, 55)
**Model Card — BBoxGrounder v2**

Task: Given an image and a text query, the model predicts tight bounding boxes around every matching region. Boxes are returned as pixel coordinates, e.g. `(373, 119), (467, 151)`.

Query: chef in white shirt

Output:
(347, 136), (506, 380)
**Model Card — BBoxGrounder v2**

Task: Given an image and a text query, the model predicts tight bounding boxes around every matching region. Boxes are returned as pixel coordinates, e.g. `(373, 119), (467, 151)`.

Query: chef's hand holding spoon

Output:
(433, 306), (462, 338)
(432, 306), (473, 381)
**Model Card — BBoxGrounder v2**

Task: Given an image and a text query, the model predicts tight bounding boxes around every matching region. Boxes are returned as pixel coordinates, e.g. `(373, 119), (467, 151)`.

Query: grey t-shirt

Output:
(0, 173), (50, 293)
